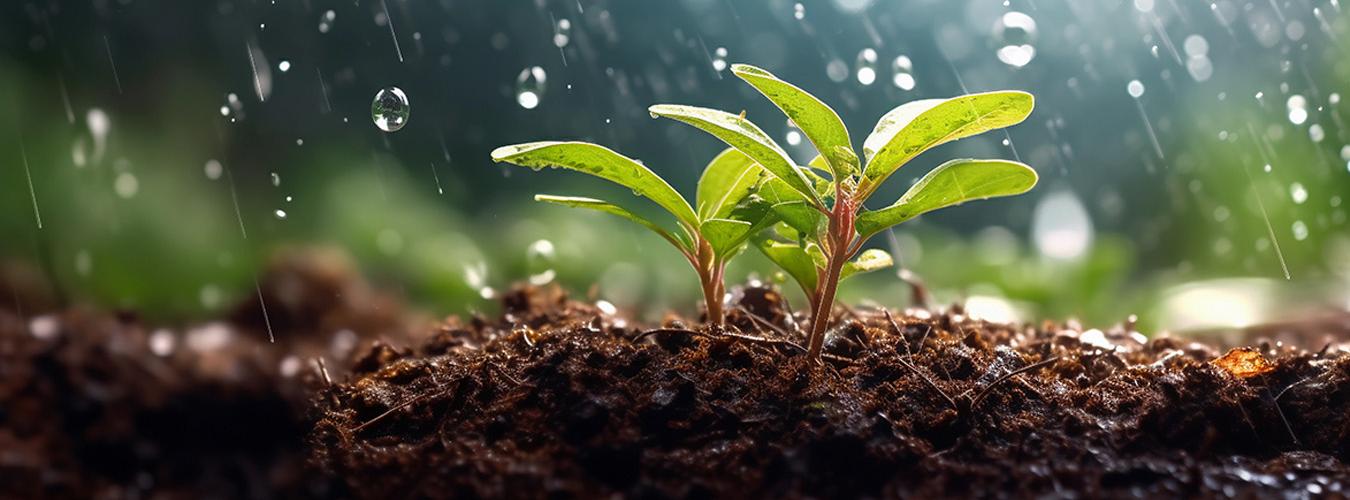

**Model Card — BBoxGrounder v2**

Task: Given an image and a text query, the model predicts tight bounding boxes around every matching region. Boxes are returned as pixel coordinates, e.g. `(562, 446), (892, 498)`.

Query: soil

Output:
(3, 253), (1348, 499)
(309, 285), (1350, 499)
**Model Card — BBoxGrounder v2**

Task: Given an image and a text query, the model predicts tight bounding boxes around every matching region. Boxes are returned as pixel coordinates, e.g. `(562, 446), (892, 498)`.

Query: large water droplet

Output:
(515, 66), (547, 109)
(1032, 190), (1093, 260)
(204, 159), (223, 180)
(855, 48), (878, 86)
(114, 172), (139, 199)
(319, 10), (336, 33)
(553, 18), (571, 48)
(993, 12), (1038, 68)
(1309, 124), (1325, 142)
(527, 239), (558, 285)
(1290, 182), (1308, 204)
(1127, 80), (1145, 98)
(274, 209), (288, 220)
(1291, 220), (1309, 240)
(793, 3), (805, 19)
(371, 87), (410, 132)
(1287, 95), (1308, 125)
(891, 55), (915, 90)
(711, 47), (728, 72)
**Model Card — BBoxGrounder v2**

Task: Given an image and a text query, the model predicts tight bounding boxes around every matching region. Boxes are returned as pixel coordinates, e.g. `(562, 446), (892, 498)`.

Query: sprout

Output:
(650, 63), (1037, 361)
(489, 142), (771, 326)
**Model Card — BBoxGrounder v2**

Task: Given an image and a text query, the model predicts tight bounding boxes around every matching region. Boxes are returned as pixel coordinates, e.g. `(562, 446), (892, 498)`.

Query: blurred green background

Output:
(2, 0), (1348, 335)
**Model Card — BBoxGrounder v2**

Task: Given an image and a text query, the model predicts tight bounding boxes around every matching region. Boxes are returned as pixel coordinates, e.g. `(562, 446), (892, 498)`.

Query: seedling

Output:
(490, 142), (771, 325)
(650, 64), (1037, 361)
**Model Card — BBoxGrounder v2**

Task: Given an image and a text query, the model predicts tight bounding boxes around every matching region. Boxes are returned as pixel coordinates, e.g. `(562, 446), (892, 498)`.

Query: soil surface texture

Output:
(310, 284), (1350, 499)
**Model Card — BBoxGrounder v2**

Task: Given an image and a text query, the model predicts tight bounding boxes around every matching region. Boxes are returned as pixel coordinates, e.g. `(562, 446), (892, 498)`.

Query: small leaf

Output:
(492, 142), (699, 230)
(860, 91), (1033, 196)
(731, 64), (855, 177)
(754, 237), (818, 294)
(840, 248), (893, 281)
(700, 218), (755, 258)
(534, 195), (690, 251)
(770, 201), (823, 236)
(855, 159), (1038, 240)
(696, 148), (764, 220)
(648, 104), (822, 207)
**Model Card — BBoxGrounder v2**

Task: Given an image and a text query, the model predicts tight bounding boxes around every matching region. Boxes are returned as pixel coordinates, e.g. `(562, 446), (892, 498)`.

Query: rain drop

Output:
(793, 3), (805, 19)
(527, 239), (558, 285)
(515, 66), (547, 109)
(278, 60), (291, 72)
(1032, 190), (1094, 260)
(270, 172), (281, 186)
(993, 12), (1038, 68)
(1290, 182), (1308, 204)
(891, 55), (915, 90)
(1309, 124), (1325, 142)
(204, 159), (223, 180)
(114, 172), (139, 199)
(1330, 93), (1341, 105)
(1340, 145), (1350, 161)
(371, 87), (410, 132)
(825, 58), (848, 82)
(1127, 80), (1145, 98)
(319, 10), (336, 33)
(712, 47), (728, 72)
(274, 209), (287, 220)
(855, 48), (878, 86)
(1291, 220), (1308, 241)
(1287, 95), (1308, 125)
(785, 119), (804, 146)
(553, 18), (571, 48)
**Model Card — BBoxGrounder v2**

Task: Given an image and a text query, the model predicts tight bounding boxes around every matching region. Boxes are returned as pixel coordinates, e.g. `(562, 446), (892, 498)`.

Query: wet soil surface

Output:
(0, 249), (422, 499)
(310, 285), (1350, 499)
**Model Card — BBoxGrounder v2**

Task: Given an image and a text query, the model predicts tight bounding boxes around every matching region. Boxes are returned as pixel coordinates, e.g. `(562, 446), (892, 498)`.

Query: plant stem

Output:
(805, 184), (858, 360)
(695, 238), (724, 326)
(806, 249), (845, 359)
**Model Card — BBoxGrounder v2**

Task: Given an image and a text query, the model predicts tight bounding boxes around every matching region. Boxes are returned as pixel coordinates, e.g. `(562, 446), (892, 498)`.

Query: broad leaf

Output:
(648, 104), (822, 207)
(731, 64), (856, 177)
(756, 174), (824, 235)
(754, 237), (818, 294)
(854, 159), (1038, 239)
(696, 148), (764, 220)
(860, 91), (1033, 196)
(534, 195), (690, 251)
(492, 142), (699, 229)
(700, 218), (755, 258)
(840, 248), (893, 281)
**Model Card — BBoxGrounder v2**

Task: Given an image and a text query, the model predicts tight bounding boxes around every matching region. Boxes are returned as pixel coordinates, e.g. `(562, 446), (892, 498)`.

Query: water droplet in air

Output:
(515, 66), (547, 109)
(319, 10), (336, 33)
(825, 58), (848, 82)
(711, 47), (728, 72)
(793, 3), (805, 19)
(1340, 145), (1350, 161)
(371, 87), (410, 132)
(993, 12), (1038, 68)
(1330, 93), (1341, 105)
(278, 60), (291, 72)
(855, 48), (878, 86)
(274, 209), (287, 219)
(271, 172), (281, 186)
(1290, 183), (1309, 204)
(1031, 190), (1093, 260)
(114, 172), (139, 199)
(553, 18), (571, 48)
(1309, 124), (1325, 142)
(891, 55), (915, 90)
(1291, 220), (1308, 240)
(527, 239), (558, 285)
(204, 160), (222, 180)
(785, 120), (804, 147)
(1127, 80), (1145, 98)
(1287, 95), (1308, 125)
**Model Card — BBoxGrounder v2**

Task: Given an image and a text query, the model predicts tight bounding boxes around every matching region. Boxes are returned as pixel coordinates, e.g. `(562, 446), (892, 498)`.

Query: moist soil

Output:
(3, 257), (1348, 499)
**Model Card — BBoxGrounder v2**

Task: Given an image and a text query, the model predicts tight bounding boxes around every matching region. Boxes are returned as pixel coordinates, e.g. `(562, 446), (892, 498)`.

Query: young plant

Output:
(650, 64), (1038, 360)
(490, 142), (770, 325)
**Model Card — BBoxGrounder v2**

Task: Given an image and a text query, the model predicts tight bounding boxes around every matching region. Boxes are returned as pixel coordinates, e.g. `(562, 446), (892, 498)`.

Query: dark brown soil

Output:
(310, 285), (1350, 499)
(0, 248), (423, 499)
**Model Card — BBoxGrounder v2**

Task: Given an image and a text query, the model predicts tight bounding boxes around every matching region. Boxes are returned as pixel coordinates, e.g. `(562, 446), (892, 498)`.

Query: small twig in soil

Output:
(883, 309), (911, 357)
(1275, 376), (1314, 401)
(969, 356), (1061, 411)
(315, 357), (333, 386)
(896, 357), (959, 412)
(351, 391), (433, 434)
(735, 306), (791, 339)
(632, 328), (707, 343)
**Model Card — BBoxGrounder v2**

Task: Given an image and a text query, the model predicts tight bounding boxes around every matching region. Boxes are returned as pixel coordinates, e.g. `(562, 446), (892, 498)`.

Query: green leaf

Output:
(854, 159), (1038, 239)
(534, 195), (690, 251)
(648, 104), (822, 208)
(860, 91), (1033, 196)
(770, 201), (823, 236)
(840, 248), (893, 281)
(696, 148), (764, 220)
(730, 64), (855, 177)
(700, 218), (755, 258)
(492, 142), (699, 229)
(754, 237), (818, 294)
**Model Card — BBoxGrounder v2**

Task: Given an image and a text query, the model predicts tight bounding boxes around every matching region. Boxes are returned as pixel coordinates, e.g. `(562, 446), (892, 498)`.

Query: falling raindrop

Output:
(785, 119), (804, 146)
(891, 55), (915, 90)
(1330, 93), (1341, 105)
(993, 11), (1038, 68)
(319, 10), (336, 33)
(1290, 182), (1308, 204)
(1031, 190), (1094, 260)
(371, 87), (410, 132)
(711, 47), (728, 72)
(1309, 124), (1325, 142)
(855, 48), (878, 86)
(204, 160), (223, 180)
(274, 209), (287, 220)
(1127, 79), (1145, 98)
(114, 172), (139, 199)
(515, 66), (547, 109)
(270, 172), (281, 186)
(527, 239), (558, 285)
(1291, 220), (1309, 241)
(793, 3), (805, 19)
(553, 18), (571, 48)
(1340, 145), (1350, 161)
(1287, 95), (1308, 125)
(825, 58), (848, 82)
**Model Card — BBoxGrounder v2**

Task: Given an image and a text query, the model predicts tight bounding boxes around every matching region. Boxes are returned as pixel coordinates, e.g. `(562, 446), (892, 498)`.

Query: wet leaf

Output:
(860, 91), (1033, 196)
(696, 148), (764, 220)
(700, 218), (755, 258)
(534, 195), (690, 251)
(492, 142), (698, 229)
(840, 248), (894, 281)
(754, 237), (818, 295)
(1211, 347), (1274, 379)
(648, 104), (821, 207)
(731, 64), (855, 177)
(855, 159), (1037, 240)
